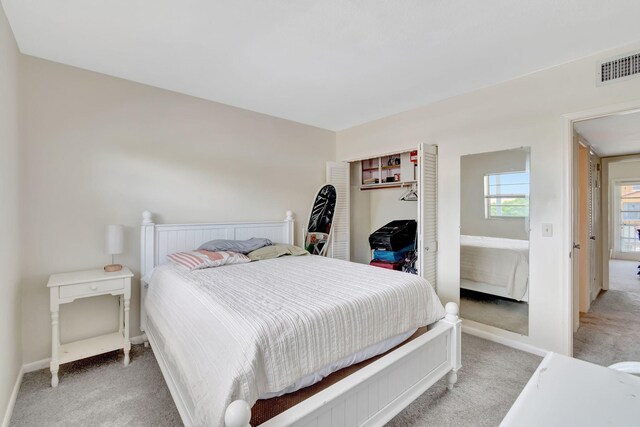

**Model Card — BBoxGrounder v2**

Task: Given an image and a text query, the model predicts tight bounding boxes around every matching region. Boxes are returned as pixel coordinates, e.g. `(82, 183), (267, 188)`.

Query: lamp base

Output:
(104, 264), (123, 272)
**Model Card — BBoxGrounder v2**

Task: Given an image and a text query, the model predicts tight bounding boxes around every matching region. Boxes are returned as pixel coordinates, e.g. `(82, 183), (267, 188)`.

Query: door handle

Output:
(590, 236), (596, 240)
(573, 243), (581, 250)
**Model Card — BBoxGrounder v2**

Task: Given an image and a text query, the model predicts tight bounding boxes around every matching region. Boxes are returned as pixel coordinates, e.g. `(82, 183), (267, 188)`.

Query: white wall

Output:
(369, 188), (417, 233)
(20, 56), (336, 364)
(460, 149), (529, 240)
(609, 158), (640, 180)
(0, 3), (22, 422)
(337, 42), (640, 354)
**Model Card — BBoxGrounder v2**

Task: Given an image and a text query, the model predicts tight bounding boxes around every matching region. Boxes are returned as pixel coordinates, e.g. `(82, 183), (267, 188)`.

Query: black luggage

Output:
(368, 220), (417, 251)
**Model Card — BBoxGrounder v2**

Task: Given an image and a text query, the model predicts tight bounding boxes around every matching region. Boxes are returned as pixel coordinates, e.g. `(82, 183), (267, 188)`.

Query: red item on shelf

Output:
(410, 150), (418, 164)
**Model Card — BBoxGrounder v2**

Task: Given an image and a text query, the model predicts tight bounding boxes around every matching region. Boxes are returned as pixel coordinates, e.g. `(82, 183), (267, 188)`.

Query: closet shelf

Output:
(360, 180), (417, 190)
(359, 151), (416, 190)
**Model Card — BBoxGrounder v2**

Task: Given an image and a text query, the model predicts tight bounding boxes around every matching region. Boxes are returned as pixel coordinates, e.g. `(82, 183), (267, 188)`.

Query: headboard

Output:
(139, 210), (295, 333)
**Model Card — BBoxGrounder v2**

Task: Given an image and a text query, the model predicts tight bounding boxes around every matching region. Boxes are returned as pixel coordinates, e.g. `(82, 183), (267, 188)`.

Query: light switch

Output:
(542, 223), (553, 237)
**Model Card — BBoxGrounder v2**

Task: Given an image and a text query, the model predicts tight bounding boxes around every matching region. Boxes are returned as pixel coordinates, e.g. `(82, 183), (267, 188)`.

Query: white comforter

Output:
(460, 235), (529, 300)
(145, 255), (444, 426)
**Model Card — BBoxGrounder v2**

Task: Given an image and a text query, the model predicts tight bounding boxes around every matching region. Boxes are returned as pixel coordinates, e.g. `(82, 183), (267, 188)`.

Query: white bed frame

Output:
(139, 210), (461, 427)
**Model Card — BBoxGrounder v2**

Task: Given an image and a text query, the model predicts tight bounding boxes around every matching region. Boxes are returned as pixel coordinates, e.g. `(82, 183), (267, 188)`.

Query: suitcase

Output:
(368, 220), (417, 251)
(372, 243), (414, 262)
(370, 260), (405, 271)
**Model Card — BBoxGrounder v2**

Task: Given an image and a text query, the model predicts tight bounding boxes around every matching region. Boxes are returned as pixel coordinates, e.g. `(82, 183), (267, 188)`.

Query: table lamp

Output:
(105, 225), (124, 272)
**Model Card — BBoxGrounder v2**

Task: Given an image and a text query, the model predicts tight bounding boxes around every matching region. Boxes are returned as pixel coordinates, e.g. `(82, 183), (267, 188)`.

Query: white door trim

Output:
(562, 99), (640, 356)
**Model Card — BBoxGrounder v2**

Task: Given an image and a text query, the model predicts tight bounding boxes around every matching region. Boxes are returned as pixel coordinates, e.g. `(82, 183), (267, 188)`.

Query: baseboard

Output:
(23, 334), (145, 374)
(2, 367), (23, 427)
(462, 323), (549, 357)
(22, 358), (49, 374)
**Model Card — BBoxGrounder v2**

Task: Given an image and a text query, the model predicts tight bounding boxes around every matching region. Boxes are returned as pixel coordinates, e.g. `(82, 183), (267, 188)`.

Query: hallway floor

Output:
(574, 259), (640, 366)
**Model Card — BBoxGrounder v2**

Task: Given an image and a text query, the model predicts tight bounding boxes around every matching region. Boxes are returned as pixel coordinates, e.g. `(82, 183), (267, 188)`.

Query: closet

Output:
(326, 144), (439, 290)
(359, 151), (417, 189)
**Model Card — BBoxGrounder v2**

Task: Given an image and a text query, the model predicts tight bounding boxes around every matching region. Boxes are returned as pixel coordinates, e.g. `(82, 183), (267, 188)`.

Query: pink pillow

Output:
(167, 250), (250, 271)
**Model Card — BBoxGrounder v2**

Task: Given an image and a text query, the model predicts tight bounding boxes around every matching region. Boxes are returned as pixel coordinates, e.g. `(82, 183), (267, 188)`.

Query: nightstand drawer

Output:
(59, 279), (124, 299)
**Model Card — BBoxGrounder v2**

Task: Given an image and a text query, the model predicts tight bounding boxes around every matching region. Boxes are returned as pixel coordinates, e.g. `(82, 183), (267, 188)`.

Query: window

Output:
(622, 203), (640, 220)
(617, 183), (640, 253)
(484, 171), (530, 218)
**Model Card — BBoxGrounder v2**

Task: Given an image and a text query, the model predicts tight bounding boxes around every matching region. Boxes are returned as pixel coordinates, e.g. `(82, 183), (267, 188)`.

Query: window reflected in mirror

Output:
(460, 147), (530, 335)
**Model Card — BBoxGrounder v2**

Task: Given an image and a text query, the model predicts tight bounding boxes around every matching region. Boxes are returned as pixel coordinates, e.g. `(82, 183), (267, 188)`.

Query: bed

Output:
(460, 235), (529, 301)
(140, 211), (461, 427)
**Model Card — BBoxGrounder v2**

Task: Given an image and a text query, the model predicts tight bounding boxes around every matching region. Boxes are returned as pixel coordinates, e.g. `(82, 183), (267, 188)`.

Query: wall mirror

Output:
(459, 147), (530, 335)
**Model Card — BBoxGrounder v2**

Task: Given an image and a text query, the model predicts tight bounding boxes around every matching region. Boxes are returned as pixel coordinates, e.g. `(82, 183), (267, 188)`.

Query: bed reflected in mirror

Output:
(460, 148), (530, 335)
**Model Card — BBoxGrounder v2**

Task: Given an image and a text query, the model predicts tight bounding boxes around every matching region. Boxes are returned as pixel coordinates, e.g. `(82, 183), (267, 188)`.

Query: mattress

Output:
(145, 255), (444, 426)
(460, 235), (529, 300)
(146, 314), (416, 425)
(260, 327), (416, 399)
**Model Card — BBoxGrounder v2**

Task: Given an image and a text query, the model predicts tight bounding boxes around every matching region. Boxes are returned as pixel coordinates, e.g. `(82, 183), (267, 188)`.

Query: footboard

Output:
(226, 303), (462, 427)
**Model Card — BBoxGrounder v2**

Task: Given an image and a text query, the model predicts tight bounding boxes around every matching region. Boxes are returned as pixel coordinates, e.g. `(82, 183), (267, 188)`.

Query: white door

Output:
(326, 162), (350, 260)
(418, 144), (438, 291)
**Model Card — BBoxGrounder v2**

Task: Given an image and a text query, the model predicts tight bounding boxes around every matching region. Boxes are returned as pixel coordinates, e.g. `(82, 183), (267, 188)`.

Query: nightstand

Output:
(47, 266), (133, 387)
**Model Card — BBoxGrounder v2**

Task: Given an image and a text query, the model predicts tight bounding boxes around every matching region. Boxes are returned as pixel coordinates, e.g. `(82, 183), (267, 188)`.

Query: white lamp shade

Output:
(106, 225), (124, 255)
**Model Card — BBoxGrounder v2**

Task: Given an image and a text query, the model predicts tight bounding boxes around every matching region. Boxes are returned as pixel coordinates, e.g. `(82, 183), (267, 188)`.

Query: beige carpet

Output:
(574, 259), (640, 367)
(10, 334), (541, 426)
(460, 289), (529, 335)
(9, 345), (182, 427)
(386, 334), (540, 427)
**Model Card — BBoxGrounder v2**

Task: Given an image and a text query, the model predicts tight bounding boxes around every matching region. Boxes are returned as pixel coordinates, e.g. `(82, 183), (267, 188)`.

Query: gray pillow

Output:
(198, 238), (272, 254)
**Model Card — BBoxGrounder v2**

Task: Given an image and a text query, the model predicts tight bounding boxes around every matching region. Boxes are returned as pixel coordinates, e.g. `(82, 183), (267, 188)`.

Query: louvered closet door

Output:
(418, 144), (438, 291)
(326, 162), (350, 260)
(589, 153), (600, 303)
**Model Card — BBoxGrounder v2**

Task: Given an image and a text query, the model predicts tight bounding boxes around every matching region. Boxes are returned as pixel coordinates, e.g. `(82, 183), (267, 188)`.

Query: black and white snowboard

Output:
(305, 184), (337, 256)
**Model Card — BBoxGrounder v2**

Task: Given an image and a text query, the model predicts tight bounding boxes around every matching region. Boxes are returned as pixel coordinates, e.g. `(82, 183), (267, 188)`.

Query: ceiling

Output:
(4, 1), (640, 131)
(575, 111), (640, 157)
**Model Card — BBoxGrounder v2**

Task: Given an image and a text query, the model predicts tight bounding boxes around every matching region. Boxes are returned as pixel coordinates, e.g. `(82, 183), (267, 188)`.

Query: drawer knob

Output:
(90, 285), (98, 291)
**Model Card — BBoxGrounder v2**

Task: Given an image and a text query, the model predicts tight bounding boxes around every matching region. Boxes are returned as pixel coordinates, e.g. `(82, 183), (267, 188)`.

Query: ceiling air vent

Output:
(597, 51), (640, 85)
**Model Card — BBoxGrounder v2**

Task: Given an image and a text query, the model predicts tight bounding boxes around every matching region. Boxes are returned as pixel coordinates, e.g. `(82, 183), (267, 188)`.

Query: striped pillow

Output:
(167, 250), (250, 271)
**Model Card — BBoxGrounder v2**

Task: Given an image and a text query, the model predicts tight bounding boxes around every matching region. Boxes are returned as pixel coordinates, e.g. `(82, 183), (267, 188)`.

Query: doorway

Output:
(571, 111), (640, 366)
(571, 138), (600, 333)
